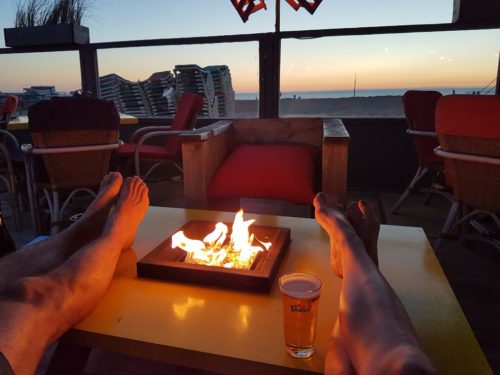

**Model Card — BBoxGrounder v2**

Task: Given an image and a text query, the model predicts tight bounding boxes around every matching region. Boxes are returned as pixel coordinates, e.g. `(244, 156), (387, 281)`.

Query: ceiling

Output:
(454, 0), (500, 25)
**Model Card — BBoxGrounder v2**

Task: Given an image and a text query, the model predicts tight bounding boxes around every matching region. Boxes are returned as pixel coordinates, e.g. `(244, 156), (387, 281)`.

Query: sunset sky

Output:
(0, 0), (499, 93)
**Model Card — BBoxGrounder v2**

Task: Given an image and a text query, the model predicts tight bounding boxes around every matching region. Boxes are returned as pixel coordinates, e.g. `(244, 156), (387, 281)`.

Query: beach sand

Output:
(234, 95), (404, 118)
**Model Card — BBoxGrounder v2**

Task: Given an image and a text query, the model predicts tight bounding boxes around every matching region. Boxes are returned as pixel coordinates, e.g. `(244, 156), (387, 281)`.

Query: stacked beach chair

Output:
(174, 65), (218, 117)
(141, 71), (176, 116)
(100, 73), (149, 116)
(204, 65), (235, 117)
(99, 65), (236, 118)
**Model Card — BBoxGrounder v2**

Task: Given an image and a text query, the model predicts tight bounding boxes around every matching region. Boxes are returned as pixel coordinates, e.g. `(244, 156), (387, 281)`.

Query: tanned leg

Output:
(0, 172), (123, 289)
(314, 193), (436, 375)
(0, 176), (149, 375)
(324, 317), (356, 375)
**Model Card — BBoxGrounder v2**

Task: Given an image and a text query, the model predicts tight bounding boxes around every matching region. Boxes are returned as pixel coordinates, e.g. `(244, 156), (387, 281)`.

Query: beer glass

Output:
(279, 272), (322, 358)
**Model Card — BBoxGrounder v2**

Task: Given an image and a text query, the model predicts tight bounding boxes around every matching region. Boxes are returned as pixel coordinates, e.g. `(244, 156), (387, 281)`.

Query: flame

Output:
(171, 210), (270, 270)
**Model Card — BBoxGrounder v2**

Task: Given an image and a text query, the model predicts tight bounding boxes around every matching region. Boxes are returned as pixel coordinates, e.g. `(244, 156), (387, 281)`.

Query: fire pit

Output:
(137, 211), (290, 292)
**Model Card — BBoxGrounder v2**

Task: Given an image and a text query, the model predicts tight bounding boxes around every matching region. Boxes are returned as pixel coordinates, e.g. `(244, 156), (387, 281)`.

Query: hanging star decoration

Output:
(230, 0), (322, 23)
(286, 0), (323, 14)
(230, 0), (268, 23)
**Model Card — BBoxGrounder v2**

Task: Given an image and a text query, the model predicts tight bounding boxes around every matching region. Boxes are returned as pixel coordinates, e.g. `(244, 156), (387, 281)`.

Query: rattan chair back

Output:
(28, 97), (120, 190)
(438, 135), (500, 211)
(436, 95), (500, 211)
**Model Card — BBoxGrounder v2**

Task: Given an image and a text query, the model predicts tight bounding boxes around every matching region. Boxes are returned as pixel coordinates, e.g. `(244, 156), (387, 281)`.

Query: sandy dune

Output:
(234, 96), (404, 118)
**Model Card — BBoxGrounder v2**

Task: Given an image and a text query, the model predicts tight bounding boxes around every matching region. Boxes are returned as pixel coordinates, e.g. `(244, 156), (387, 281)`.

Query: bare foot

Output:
(104, 176), (149, 250)
(82, 172), (123, 219)
(313, 193), (364, 278)
(346, 200), (380, 266)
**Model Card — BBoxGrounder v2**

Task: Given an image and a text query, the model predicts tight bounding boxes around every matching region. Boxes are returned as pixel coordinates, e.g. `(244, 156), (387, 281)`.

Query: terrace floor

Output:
(3, 177), (499, 375)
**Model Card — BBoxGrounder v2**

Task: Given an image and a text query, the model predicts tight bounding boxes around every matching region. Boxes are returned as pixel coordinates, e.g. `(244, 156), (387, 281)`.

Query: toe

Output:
(100, 173), (111, 187)
(313, 193), (324, 208)
(347, 202), (362, 224)
(358, 200), (379, 224)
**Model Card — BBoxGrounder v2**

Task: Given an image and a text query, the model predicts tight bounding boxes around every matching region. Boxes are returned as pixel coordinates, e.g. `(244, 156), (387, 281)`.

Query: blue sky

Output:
(71, 0), (454, 41)
(0, 1), (499, 93)
(0, 0), (455, 44)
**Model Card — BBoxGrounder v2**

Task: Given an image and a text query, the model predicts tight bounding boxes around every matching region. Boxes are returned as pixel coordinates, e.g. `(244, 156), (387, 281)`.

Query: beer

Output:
(279, 273), (321, 358)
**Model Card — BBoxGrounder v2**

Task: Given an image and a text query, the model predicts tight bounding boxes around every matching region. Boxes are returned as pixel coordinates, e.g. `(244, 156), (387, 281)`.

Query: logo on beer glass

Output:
(290, 303), (311, 313)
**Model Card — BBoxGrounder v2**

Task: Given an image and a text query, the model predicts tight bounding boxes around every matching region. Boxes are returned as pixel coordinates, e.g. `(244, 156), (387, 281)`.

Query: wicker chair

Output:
(23, 97), (121, 234)
(0, 96), (21, 230)
(0, 129), (21, 230)
(390, 90), (451, 213)
(434, 95), (500, 249)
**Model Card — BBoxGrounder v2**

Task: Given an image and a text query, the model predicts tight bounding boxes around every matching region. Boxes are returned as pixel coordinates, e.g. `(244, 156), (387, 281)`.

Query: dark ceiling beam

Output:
(280, 21), (500, 40)
(453, 0), (500, 24)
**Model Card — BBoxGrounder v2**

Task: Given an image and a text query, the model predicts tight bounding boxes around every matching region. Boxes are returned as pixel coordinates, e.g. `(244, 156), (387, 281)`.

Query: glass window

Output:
(280, 0), (454, 31)
(0, 1), (273, 47)
(0, 1), (455, 47)
(98, 42), (259, 118)
(0, 52), (81, 115)
(280, 29), (500, 117)
(82, 0), (272, 43)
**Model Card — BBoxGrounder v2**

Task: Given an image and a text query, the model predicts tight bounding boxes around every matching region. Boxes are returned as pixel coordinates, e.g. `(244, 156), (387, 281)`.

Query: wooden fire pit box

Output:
(137, 220), (291, 292)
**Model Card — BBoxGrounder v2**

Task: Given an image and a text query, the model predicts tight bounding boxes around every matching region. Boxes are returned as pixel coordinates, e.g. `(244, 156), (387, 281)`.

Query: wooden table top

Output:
(63, 207), (492, 375)
(6, 113), (139, 130)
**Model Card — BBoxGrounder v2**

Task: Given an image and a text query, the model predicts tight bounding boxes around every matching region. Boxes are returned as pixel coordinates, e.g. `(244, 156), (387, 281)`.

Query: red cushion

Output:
(1, 95), (18, 116)
(117, 142), (177, 158)
(165, 93), (204, 153)
(403, 90), (443, 166)
(209, 144), (319, 205)
(403, 91), (442, 132)
(436, 95), (500, 138)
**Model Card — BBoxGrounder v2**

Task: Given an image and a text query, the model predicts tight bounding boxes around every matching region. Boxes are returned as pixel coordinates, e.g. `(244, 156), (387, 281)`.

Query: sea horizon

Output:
(235, 86), (489, 100)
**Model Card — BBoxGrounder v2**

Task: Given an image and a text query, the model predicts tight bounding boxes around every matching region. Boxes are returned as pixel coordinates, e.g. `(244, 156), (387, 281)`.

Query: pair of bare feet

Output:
(0, 173), (149, 375)
(314, 192), (380, 278)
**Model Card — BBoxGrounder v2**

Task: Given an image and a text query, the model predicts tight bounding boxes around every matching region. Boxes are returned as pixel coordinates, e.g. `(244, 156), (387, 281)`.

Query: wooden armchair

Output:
(180, 118), (350, 210)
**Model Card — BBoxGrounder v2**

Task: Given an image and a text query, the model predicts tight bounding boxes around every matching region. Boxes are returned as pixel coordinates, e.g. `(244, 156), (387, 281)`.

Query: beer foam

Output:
(279, 273), (321, 299)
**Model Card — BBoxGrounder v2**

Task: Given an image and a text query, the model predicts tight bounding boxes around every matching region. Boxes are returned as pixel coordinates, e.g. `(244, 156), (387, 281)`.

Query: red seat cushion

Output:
(117, 142), (177, 158)
(403, 90), (443, 166)
(209, 144), (319, 205)
(436, 95), (500, 138)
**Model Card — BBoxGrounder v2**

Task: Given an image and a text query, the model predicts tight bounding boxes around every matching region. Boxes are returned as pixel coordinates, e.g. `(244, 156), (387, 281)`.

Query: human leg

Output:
(314, 193), (435, 375)
(324, 317), (356, 375)
(0, 172), (123, 289)
(0, 176), (149, 375)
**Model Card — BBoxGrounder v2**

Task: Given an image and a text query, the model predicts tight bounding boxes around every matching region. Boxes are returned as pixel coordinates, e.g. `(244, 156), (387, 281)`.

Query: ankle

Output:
(102, 223), (127, 249)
